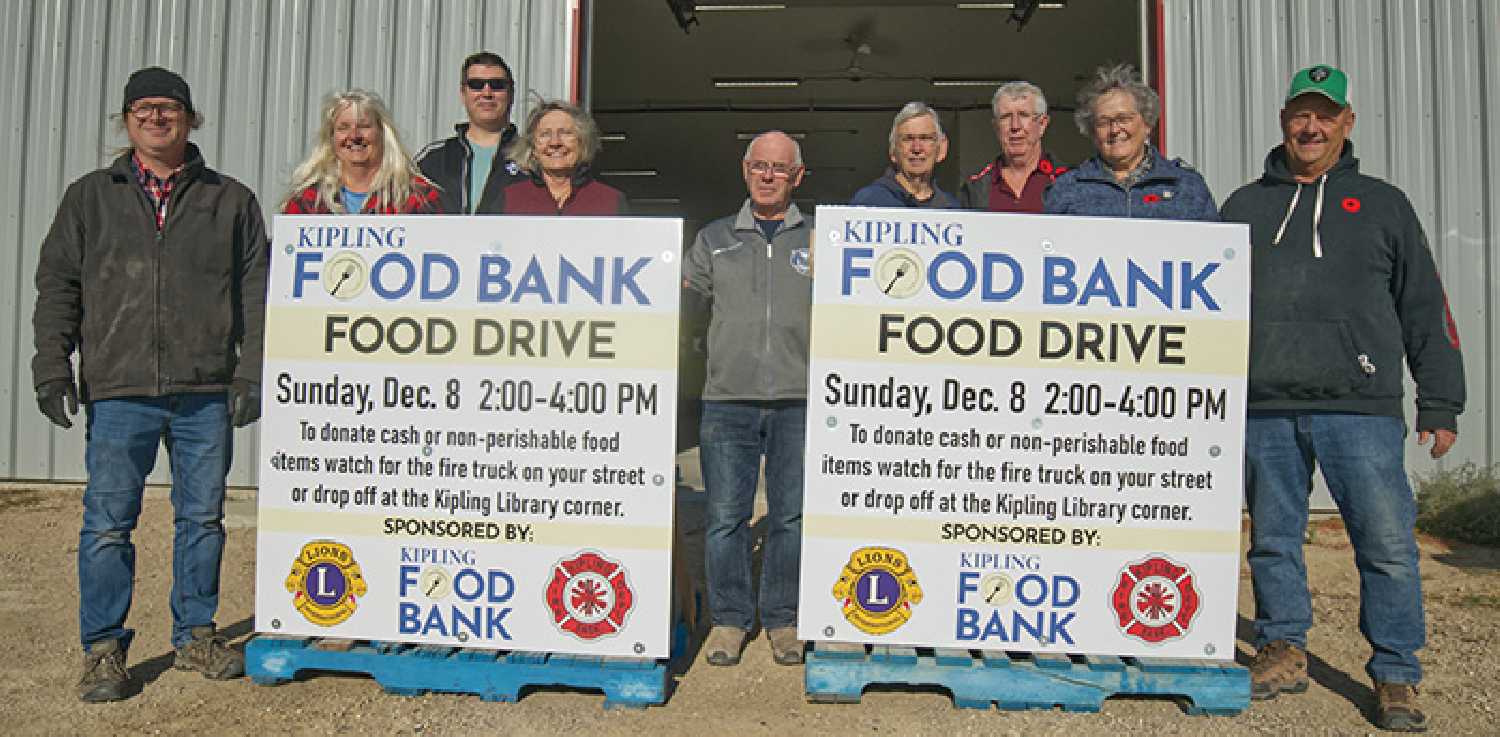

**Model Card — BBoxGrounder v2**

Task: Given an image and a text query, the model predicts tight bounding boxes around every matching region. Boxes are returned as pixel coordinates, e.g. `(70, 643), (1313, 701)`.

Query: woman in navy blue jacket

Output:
(1044, 64), (1218, 221)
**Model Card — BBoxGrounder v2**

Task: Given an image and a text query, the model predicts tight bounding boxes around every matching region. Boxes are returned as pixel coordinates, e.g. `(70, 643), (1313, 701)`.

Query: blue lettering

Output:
(420, 253), (459, 300)
(293, 251), (322, 299)
(371, 253), (415, 299)
(981, 253), (1023, 301)
(560, 257), (605, 304)
(1042, 256), (1077, 305)
(513, 258), (555, 304)
(1078, 260), (1122, 307)
(611, 256), (651, 305)
(398, 602), (421, 633)
(928, 251), (975, 299)
(957, 571), (980, 604)
(1127, 259), (1172, 308)
(841, 247), (874, 296)
(1181, 262), (1221, 311)
(477, 254), (512, 302)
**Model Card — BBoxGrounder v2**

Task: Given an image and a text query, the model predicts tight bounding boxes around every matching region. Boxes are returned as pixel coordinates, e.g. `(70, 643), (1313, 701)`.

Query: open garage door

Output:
(587, 0), (1146, 231)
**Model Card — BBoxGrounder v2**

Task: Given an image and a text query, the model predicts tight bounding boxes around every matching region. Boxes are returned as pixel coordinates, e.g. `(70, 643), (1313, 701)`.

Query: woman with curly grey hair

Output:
(491, 100), (628, 214)
(1044, 64), (1217, 221)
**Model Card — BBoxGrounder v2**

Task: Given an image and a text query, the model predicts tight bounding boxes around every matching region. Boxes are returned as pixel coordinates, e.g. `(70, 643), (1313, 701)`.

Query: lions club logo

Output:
(832, 547), (923, 635)
(1110, 555), (1201, 644)
(285, 541), (368, 626)
(545, 551), (635, 640)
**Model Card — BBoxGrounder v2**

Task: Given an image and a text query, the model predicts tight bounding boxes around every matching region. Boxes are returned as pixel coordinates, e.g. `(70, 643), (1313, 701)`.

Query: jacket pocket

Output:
(1248, 320), (1373, 401)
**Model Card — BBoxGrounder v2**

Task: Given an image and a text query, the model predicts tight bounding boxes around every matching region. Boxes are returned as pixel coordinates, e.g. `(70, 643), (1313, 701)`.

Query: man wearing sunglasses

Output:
(32, 66), (267, 702)
(416, 51), (521, 214)
(683, 131), (813, 668)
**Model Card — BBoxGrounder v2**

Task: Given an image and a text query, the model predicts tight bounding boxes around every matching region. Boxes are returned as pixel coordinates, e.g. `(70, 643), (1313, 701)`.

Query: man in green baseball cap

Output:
(1286, 63), (1349, 107)
(1221, 62), (1465, 734)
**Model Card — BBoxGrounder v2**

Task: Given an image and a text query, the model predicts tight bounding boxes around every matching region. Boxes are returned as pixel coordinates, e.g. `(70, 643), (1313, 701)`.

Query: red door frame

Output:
(1148, 0), (1167, 155)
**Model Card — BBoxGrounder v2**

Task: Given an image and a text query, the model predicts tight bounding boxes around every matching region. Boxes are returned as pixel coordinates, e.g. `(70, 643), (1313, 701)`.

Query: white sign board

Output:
(797, 207), (1249, 659)
(256, 215), (681, 657)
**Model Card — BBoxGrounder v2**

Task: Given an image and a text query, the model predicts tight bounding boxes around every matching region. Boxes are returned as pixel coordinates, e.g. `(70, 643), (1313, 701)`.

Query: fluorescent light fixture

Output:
(735, 131), (807, 140)
(633, 197), (683, 205)
(695, 3), (786, 10)
(956, 2), (1065, 8)
(931, 78), (1011, 87)
(713, 78), (801, 88)
(598, 169), (659, 177)
(601, 132), (628, 142)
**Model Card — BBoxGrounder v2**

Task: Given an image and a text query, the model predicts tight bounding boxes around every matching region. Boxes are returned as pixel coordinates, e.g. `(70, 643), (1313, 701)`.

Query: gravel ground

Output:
(2, 456), (1497, 736)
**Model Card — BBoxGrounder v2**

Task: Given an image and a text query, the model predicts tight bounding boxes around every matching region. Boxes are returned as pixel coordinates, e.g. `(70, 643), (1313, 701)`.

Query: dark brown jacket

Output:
(32, 144), (268, 401)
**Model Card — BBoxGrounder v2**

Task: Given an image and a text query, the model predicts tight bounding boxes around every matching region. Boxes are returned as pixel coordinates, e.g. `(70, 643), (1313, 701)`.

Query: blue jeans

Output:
(1245, 412), (1424, 684)
(700, 400), (806, 631)
(80, 395), (231, 651)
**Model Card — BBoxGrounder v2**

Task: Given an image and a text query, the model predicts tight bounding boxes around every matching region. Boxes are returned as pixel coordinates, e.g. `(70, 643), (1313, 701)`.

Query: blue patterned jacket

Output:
(1043, 149), (1219, 222)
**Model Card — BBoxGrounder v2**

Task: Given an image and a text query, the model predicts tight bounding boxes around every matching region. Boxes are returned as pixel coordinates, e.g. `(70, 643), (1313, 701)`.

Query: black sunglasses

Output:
(465, 77), (512, 92)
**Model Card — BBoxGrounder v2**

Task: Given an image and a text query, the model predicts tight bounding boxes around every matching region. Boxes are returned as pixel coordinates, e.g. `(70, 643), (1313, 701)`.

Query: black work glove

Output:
(37, 379), (79, 429)
(229, 378), (261, 428)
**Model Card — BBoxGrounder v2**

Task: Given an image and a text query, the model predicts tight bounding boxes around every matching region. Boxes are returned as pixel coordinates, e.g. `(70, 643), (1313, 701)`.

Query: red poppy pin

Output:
(1342, 197), (1361, 213)
(1038, 159), (1054, 174)
(1142, 193), (1162, 204)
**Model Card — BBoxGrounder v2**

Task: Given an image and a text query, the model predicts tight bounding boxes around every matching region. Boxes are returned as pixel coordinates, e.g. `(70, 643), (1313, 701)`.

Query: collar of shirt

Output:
(130, 153), (182, 229)
(1116, 145), (1158, 190)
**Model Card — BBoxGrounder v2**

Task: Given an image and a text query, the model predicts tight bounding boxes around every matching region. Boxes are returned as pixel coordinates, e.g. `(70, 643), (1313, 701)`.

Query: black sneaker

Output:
(78, 639), (130, 703)
(173, 626), (244, 680)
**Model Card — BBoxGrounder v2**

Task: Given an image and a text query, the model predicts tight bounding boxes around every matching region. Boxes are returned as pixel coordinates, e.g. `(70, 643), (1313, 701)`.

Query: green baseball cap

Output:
(1286, 64), (1349, 106)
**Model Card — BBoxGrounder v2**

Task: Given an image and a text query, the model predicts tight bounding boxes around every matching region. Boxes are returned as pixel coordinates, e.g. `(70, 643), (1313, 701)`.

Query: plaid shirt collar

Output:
(1116, 144), (1158, 190)
(130, 153), (183, 230)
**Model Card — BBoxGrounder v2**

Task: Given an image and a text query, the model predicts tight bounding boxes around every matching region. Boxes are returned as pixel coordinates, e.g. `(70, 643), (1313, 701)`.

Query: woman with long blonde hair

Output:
(281, 89), (441, 214)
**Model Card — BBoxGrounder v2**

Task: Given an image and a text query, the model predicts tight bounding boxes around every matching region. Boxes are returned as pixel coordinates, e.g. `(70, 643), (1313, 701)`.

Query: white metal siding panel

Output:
(0, 0), (571, 485)
(1166, 0), (1498, 487)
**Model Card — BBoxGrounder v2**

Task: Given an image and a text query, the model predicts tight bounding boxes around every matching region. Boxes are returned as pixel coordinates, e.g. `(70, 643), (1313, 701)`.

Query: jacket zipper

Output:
(460, 136), (473, 213)
(764, 236), (774, 397)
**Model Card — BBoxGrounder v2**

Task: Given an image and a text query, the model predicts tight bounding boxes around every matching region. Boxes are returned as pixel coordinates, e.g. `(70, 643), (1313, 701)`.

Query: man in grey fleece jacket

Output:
(682, 131), (812, 668)
(1221, 65), (1465, 733)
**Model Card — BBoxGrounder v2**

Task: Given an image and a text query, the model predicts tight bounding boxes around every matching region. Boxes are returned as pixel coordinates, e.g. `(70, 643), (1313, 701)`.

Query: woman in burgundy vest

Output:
(495, 101), (627, 215)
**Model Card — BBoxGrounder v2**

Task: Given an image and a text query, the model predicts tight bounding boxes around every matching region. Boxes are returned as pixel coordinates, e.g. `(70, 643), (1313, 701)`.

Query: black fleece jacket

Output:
(1220, 141), (1464, 431)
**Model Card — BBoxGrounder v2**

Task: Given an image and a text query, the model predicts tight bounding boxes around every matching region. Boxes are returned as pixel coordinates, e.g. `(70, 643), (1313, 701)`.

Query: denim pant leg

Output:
(164, 394), (232, 647)
(80, 399), (168, 650)
(1244, 413), (1316, 650)
(1308, 414), (1424, 684)
(758, 402), (806, 630)
(700, 401), (763, 630)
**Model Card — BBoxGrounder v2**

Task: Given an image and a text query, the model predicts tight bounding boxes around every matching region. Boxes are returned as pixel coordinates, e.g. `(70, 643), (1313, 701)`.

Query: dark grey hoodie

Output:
(1220, 141), (1465, 431)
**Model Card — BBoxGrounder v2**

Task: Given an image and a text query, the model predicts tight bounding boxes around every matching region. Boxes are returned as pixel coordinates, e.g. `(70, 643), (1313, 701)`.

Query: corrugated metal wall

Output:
(1164, 0), (1498, 481)
(0, 0), (573, 485)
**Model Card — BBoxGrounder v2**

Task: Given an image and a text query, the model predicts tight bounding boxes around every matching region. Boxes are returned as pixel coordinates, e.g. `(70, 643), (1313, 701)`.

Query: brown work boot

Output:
(767, 627), (804, 666)
(78, 638), (131, 703)
(173, 626), (244, 680)
(1249, 640), (1308, 700)
(703, 625), (747, 666)
(1374, 682), (1428, 732)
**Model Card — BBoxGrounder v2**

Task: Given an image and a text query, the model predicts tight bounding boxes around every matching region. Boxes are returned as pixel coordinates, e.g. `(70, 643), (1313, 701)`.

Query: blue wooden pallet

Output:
(247, 637), (668, 709)
(805, 644), (1248, 716)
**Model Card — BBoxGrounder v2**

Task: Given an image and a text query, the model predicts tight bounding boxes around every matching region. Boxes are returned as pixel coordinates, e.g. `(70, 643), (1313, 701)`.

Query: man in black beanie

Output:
(32, 65), (268, 702)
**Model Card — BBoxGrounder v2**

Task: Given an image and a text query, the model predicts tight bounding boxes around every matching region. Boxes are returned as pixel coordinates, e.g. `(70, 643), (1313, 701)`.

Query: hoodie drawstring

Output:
(1270, 174), (1328, 258)
(1310, 173), (1327, 258)
(1273, 183), (1301, 246)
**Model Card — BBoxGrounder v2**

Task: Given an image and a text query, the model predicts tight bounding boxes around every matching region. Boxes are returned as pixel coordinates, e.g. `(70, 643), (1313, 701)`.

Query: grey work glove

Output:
(37, 378), (79, 429)
(229, 378), (261, 428)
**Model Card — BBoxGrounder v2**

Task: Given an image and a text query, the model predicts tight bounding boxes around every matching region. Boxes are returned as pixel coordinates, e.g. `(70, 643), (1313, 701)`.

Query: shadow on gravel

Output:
(1431, 544), (1500, 572)
(1234, 615), (1372, 713)
(132, 617), (254, 686)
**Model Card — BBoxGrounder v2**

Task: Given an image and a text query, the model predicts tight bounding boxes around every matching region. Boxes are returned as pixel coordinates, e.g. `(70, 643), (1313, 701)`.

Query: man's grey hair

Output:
(742, 130), (804, 166)
(992, 81), (1048, 118)
(1074, 63), (1159, 136)
(888, 102), (945, 153)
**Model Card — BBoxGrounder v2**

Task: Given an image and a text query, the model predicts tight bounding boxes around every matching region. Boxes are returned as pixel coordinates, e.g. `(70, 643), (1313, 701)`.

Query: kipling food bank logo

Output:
(285, 540), (368, 626)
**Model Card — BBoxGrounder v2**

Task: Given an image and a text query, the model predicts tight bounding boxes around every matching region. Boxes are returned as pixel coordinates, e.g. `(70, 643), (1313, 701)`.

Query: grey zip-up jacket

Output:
(32, 145), (268, 402)
(683, 200), (813, 401)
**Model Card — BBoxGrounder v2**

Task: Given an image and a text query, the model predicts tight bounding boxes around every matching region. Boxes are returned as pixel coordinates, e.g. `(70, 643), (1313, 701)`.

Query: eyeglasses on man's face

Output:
(744, 160), (800, 178)
(129, 101), (185, 120)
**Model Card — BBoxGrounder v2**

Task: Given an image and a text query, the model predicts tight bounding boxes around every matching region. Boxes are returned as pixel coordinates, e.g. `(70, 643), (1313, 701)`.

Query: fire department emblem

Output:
(832, 546), (923, 635)
(285, 540), (368, 626)
(545, 551), (635, 640)
(1110, 554), (1201, 644)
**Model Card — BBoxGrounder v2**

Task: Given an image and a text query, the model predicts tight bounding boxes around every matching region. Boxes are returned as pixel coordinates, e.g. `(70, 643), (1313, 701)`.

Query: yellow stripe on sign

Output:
(811, 304), (1248, 375)
(264, 307), (678, 369)
(804, 514), (1240, 554)
(257, 508), (673, 549)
